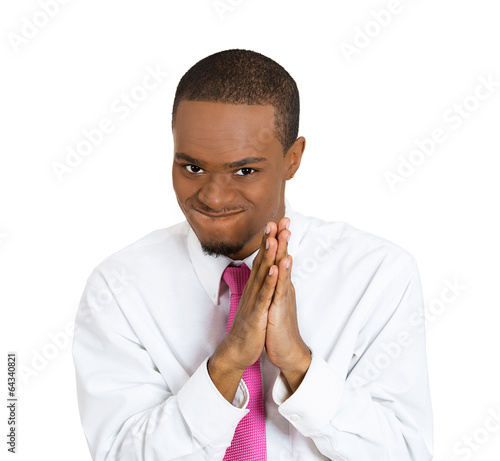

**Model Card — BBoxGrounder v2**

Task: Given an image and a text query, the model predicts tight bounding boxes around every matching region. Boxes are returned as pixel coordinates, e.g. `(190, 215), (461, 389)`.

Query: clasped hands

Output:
(208, 217), (311, 403)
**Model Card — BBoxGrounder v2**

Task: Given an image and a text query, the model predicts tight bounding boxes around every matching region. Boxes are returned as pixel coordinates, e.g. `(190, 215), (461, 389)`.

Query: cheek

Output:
(172, 174), (193, 200)
(250, 176), (282, 204)
(247, 193), (280, 223)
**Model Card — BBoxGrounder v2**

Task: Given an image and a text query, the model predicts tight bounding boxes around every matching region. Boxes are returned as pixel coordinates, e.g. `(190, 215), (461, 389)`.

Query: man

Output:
(72, 49), (433, 460)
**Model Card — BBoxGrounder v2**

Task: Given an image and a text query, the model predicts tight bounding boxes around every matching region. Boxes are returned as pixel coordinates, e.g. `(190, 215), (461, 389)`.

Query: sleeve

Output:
(272, 256), (433, 461)
(72, 269), (249, 461)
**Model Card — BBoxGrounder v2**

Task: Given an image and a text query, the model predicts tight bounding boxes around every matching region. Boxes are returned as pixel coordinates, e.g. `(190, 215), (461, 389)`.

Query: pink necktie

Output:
(222, 263), (267, 461)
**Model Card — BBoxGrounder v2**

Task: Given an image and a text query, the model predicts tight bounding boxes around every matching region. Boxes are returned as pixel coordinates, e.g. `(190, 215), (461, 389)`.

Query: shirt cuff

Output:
(177, 357), (249, 446)
(272, 350), (345, 436)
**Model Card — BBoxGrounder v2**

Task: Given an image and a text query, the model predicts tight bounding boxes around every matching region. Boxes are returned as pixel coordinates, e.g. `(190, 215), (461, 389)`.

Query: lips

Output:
(195, 209), (243, 218)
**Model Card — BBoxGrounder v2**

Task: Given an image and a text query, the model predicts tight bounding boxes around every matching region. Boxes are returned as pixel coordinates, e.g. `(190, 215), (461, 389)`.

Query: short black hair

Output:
(171, 49), (300, 156)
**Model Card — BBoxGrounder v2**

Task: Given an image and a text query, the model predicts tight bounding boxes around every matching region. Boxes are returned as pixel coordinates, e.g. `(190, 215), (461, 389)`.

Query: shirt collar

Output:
(187, 197), (302, 305)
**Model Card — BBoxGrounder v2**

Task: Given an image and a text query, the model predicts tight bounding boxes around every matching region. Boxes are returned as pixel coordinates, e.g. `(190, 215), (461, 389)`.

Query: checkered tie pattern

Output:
(222, 262), (267, 461)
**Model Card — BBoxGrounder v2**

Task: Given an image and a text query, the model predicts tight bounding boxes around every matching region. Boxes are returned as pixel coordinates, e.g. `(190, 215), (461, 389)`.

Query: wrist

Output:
(208, 349), (245, 404)
(209, 343), (246, 377)
(280, 346), (311, 393)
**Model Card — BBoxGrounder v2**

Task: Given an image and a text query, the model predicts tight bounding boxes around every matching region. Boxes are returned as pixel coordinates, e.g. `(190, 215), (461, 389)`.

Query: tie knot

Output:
(222, 262), (251, 295)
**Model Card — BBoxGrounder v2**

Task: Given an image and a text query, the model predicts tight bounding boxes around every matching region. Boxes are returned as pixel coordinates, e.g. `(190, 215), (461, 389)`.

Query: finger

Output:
(249, 221), (277, 280)
(276, 217), (290, 259)
(248, 230), (278, 296)
(271, 256), (290, 308)
(251, 222), (271, 269)
(275, 226), (290, 269)
(287, 255), (295, 303)
(278, 217), (290, 235)
(254, 264), (278, 313)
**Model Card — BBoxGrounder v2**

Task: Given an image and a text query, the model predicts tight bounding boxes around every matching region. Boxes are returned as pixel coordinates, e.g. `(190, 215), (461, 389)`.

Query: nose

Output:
(197, 174), (237, 211)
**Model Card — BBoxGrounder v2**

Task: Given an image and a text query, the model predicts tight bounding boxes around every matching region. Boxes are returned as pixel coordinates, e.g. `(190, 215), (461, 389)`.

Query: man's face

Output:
(172, 100), (301, 260)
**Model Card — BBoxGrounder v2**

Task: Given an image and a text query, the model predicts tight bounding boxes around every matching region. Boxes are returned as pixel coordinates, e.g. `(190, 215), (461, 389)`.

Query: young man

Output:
(73, 49), (433, 460)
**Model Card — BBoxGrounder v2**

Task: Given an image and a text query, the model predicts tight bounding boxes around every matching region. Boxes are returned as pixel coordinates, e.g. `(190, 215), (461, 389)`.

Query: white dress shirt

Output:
(72, 197), (433, 461)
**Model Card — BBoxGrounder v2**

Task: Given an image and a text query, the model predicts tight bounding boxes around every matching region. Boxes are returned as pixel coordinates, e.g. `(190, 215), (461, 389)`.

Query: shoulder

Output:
(85, 220), (190, 286)
(294, 209), (416, 273)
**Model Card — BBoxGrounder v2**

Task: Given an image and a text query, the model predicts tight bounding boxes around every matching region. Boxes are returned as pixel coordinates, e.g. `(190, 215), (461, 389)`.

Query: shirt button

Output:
(290, 414), (300, 421)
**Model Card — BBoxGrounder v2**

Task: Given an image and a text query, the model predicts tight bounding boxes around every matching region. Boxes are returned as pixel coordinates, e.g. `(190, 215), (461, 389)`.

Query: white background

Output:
(1, 0), (499, 460)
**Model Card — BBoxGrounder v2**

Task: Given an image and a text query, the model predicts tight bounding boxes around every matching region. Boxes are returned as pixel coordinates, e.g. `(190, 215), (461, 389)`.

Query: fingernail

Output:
(286, 258), (290, 269)
(285, 220), (290, 229)
(265, 225), (270, 234)
(287, 234), (291, 243)
(269, 266), (274, 276)
(266, 238), (269, 249)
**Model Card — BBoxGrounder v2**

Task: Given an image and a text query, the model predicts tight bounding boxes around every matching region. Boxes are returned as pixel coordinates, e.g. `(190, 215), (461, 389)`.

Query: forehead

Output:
(173, 100), (280, 159)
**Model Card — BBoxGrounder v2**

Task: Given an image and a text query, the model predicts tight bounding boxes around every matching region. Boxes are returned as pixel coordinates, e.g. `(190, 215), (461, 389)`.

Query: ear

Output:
(286, 136), (306, 180)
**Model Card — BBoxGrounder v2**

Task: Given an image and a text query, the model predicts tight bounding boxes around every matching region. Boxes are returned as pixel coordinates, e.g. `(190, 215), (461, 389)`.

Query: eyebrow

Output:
(174, 152), (268, 169)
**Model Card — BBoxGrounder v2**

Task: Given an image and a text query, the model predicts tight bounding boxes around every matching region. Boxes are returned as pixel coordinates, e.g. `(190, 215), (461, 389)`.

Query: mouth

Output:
(194, 209), (244, 219)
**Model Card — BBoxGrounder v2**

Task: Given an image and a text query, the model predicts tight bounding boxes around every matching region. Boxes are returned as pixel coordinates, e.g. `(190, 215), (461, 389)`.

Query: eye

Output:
(235, 168), (256, 176)
(183, 164), (205, 174)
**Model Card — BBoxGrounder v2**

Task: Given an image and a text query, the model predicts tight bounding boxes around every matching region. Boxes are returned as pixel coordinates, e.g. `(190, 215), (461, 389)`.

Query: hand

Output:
(208, 220), (279, 402)
(265, 218), (311, 393)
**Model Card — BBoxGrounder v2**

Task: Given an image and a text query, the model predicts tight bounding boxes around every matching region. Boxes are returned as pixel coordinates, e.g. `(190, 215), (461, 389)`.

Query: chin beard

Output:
(200, 238), (247, 259)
